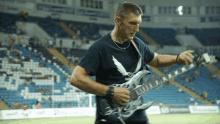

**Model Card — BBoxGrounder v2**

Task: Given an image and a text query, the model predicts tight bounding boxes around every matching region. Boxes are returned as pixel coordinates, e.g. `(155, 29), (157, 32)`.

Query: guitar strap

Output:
(130, 40), (151, 71)
(130, 40), (149, 104)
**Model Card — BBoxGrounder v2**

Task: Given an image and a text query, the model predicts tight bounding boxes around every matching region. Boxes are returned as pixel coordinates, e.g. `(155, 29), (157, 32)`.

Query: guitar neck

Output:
(134, 63), (197, 97)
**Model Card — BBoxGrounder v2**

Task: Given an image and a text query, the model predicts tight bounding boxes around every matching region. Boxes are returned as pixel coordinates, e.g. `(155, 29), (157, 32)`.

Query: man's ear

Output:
(115, 16), (121, 26)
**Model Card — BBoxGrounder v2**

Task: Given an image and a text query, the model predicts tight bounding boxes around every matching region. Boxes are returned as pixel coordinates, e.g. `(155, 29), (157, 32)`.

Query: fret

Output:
(135, 88), (142, 96)
(139, 87), (142, 93)
(158, 79), (162, 85)
(144, 84), (149, 91)
(167, 73), (172, 80)
(185, 65), (189, 70)
(181, 67), (186, 73)
(155, 80), (159, 86)
(149, 83), (153, 89)
(141, 87), (146, 92)
(152, 81), (156, 88)
(141, 87), (144, 92)
(189, 63), (195, 69)
(153, 81), (157, 87)
(177, 68), (183, 74)
(171, 70), (178, 78)
(174, 70), (179, 76)
(157, 77), (164, 85)
(134, 62), (199, 98)
(137, 86), (147, 96)
(162, 76), (168, 82)
(147, 84), (150, 90)
(150, 81), (154, 87)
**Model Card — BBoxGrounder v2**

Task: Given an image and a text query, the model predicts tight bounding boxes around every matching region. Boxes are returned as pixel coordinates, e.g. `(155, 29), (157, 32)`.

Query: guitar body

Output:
(96, 70), (153, 124)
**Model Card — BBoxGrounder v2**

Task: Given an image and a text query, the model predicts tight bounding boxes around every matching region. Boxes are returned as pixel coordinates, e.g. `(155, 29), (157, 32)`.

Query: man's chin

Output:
(128, 36), (133, 40)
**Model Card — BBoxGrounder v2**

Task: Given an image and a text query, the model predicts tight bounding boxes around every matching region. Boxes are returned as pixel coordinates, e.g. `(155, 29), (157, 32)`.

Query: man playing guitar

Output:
(70, 2), (194, 124)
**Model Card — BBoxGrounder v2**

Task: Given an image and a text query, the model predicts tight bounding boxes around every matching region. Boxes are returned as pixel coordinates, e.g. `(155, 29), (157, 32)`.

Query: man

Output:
(70, 2), (194, 124)
(72, 37), (76, 48)
(12, 102), (17, 109)
(60, 39), (63, 48)
(67, 54), (72, 66)
(32, 104), (36, 109)
(22, 104), (28, 110)
(216, 98), (220, 105)
(30, 79), (35, 85)
(49, 39), (53, 48)
(36, 103), (41, 109)
(194, 101), (198, 106)
(58, 103), (62, 108)
(202, 91), (208, 100)
(178, 88), (183, 93)
(190, 97), (194, 103)
(21, 37), (24, 45)
(17, 35), (21, 45)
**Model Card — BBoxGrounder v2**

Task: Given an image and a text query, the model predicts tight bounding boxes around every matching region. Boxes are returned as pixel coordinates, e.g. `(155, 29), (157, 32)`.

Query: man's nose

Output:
(134, 25), (139, 32)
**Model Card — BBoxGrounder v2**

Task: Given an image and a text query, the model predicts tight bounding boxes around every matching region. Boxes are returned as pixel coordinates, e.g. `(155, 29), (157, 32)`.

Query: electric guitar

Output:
(96, 53), (217, 124)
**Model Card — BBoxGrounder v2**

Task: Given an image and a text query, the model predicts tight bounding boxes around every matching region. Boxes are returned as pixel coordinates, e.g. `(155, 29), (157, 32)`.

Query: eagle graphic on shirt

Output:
(112, 55), (142, 81)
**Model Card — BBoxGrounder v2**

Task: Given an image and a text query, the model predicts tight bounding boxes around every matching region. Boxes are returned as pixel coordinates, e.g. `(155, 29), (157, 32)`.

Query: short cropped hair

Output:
(114, 2), (143, 19)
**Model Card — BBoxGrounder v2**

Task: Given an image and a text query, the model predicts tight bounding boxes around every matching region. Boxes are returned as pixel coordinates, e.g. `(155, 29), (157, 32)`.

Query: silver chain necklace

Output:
(111, 33), (130, 49)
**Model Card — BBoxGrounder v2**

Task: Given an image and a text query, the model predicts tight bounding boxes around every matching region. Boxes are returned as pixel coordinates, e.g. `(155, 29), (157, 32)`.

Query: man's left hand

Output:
(177, 50), (194, 65)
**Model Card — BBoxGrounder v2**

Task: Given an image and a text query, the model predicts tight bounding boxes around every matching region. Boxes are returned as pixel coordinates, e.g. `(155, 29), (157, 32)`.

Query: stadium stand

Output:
(0, 11), (219, 110)
(141, 28), (181, 46)
(0, 12), (148, 44)
(36, 18), (71, 38)
(0, 44), (84, 108)
(158, 61), (220, 105)
(185, 27), (220, 46)
(142, 69), (205, 105)
(0, 44), (210, 109)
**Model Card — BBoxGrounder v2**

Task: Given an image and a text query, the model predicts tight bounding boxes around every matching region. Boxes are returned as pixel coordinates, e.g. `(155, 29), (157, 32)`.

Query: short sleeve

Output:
(137, 39), (154, 64)
(78, 45), (100, 76)
(144, 46), (154, 64)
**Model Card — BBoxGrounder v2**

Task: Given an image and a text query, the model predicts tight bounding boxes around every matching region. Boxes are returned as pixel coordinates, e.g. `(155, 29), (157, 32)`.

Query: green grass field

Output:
(1, 114), (220, 124)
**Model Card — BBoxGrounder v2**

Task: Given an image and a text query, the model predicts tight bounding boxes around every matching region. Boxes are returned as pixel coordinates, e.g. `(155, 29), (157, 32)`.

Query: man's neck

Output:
(111, 29), (128, 44)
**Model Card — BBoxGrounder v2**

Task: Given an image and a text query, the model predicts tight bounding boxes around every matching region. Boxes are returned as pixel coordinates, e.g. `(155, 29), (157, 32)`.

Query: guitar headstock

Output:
(193, 53), (217, 67)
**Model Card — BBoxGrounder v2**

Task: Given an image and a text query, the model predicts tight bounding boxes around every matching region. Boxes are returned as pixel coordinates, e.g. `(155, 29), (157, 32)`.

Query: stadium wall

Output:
(0, 105), (219, 120)
(0, 0), (219, 28)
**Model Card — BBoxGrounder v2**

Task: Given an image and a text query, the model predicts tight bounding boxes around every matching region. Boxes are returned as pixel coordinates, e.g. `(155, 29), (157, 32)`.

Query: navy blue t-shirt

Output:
(78, 32), (154, 122)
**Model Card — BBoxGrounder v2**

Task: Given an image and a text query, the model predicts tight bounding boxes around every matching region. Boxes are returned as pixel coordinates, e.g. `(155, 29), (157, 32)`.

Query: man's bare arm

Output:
(148, 50), (194, 67)
(148, 54), (177, 67)
(70, 65), (109, 96)
(70, 65), (130, 105)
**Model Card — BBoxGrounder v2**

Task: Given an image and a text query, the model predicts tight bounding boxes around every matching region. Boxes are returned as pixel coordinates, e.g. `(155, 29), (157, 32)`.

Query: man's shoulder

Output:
(133, 36), (149, 49)
(134, 36), (144, 44)
(89, 33), (110, 50)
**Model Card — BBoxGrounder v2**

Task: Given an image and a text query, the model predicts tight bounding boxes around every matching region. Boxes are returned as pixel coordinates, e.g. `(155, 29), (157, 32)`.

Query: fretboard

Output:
(134, 63), (196, 97)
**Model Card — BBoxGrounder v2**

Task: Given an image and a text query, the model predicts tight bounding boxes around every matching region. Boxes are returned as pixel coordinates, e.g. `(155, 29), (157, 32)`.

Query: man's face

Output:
(117, 12), (142, 41)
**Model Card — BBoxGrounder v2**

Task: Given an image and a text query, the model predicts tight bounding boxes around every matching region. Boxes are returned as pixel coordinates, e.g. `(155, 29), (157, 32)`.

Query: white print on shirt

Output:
(112, 55), (141, 81)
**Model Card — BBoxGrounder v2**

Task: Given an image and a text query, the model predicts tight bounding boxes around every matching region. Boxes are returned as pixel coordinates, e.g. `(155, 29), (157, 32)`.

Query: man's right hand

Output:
(113, 87), (130, 105)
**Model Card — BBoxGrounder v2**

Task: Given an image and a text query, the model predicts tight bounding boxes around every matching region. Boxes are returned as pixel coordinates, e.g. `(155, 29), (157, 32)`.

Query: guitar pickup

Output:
(202, 53), (217, 64)
(202, 53), (211, 63)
